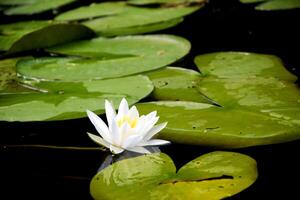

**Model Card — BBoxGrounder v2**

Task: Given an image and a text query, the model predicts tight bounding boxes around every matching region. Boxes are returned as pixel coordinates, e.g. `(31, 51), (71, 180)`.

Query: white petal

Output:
(105, 100), (116, 127)
(118, 122), (130, 143)
(87, 132), (110, 149)
(138, 139), (170, 146)
(109, 145), (124, 154)
(138, 116), (160, 137)
(127, 106), (139, 119)
(122, 135), (144, 149)
(110, 118), (120, 145)
(146, 111), (157, 119)
(117, 98), (129, 117)
(144, 122), (168, 141)
(86, 110), (111, 142)
(126, 146), (151, 154)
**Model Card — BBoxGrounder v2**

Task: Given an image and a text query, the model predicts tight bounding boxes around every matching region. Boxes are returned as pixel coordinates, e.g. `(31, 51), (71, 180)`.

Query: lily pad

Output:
(90, 151), (257, 200)
(16, 35), (190, 82)
(0, 58), (153, 122)
(128, 0), (206, 5)
(0, 0), (76, 15)
(138, 52), (300, 148)
(55, 2), (201, 36)
(137, 101), (300, 148)
(0, 20), (94, 55)
(240, 0), (300, 11)
(145, 67), (214, 104)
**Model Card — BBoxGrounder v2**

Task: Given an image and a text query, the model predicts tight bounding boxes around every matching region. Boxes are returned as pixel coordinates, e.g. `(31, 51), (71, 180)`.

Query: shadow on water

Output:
(1, 0), (300, 199)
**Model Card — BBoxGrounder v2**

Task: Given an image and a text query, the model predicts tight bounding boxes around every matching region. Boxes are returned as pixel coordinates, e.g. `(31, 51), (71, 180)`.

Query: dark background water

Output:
(1, 0), (300, 199)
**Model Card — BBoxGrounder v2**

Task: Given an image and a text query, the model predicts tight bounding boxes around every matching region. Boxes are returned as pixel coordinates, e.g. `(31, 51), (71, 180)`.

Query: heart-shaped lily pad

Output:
(16, 35), (190, 82)
(0, 58), (153, 121)
(55, 2), (201, 36)
(137, 52), (300, 148)
(0, 0), (76, 15)
(90, 151), (257, 200)
(145, 67), (214, 104)
(0, 20), (94, 55)
(240, 0), (300, 11)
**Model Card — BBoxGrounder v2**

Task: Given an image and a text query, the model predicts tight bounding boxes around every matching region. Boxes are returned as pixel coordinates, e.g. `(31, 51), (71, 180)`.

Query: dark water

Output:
(1, 0), (300, 199)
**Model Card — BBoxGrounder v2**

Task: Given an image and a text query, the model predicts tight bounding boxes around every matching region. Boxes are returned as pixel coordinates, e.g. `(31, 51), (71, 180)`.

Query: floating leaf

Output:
(55, 2), (201, 35)
(0, 59), (153, 122)
(240, 0), (300, 10)
(90, 151), (257, 200)
(17, 35), (190, 82)
(128, 0), (206, 5)
(138, 52), (300, 148)
(0, 0), (76, 15)
(137, 101), (300, 148)
(195, 52), (300, 111)
(146, 67), (214, 104)
(0, 20), (94, 55)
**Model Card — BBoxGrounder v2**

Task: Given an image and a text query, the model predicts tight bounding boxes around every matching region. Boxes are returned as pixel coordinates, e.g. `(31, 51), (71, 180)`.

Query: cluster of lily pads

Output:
(0, 0), (299, 199)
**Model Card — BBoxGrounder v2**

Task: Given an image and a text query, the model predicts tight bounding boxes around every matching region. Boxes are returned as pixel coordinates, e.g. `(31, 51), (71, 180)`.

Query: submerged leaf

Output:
(90, 151), (257, 200)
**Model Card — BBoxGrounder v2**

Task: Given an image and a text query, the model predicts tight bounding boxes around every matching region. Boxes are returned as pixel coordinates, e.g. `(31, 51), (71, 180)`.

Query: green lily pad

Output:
(0, 0), (76, 15)
(195, 52), (300, 109)
(240, 0), (300, 10)
(0, 20), (94, 55)
(138, 52), (300, 148)
(90, 151), (257, 200)
(0, 58), (153, 122)
(16, 35), (190, 82)
(128, 0), (206, 5)
(137, 101), (300, 148)
(55, 2), (201, 36)
(145, 67), (214, 104)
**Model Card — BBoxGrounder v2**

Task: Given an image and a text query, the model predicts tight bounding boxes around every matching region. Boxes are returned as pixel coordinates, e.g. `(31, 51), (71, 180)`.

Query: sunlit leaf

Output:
(55, 2), (201, 35)
(138, 52), (300, 148)
(0, 20), (94, 55)
(240, 0), (300, 11)
(16, 35), (190, 82)
(146, 67), (214, 104)
(91, 152), (257, 200)
(0, 0), (75, 15)
(128, 0), (206, 5)
(0, 59), (153, 121)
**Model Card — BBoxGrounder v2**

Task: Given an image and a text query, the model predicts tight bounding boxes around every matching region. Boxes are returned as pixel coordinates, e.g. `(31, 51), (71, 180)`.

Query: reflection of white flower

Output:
(86, 98), (170, 154)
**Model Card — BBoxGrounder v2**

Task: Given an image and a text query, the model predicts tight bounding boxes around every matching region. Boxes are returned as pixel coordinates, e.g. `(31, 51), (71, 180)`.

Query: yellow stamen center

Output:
(117, 116), (138, 128)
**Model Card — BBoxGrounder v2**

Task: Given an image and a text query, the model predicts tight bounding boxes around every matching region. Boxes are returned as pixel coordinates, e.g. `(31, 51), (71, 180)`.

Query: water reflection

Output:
(97, 147), (161, 172)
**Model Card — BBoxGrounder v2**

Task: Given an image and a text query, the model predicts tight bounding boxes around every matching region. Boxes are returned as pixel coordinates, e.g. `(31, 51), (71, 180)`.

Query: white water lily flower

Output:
(86, 98), (170, 154)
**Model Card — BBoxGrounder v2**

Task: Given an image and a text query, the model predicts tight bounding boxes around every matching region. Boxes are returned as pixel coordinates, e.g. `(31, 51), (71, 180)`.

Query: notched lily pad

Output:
(90, 151), (257, 200)
(0, 20), (94, 55)
(137, 101), (300, 148)
(0, 59), (153, 122)
(138, 52), (300, 148)
(240, 0), (300, 11)
(55, 2), (202, 36)
(146, 67), (214, 104)
(17, 35), (191, 82)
